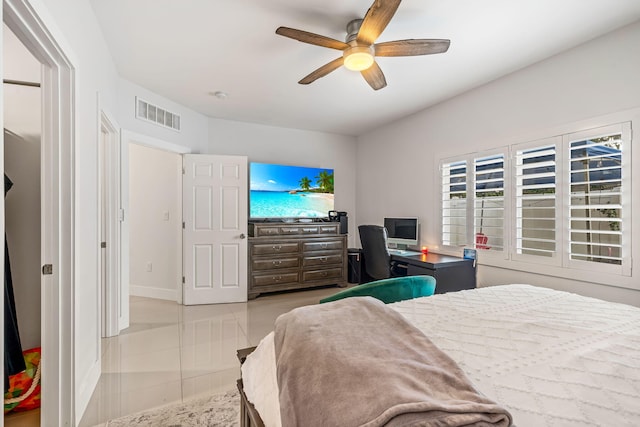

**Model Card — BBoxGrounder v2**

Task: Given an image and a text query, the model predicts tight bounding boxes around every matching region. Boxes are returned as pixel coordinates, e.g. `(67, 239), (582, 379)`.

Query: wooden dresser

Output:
(248, 222), (348, 299)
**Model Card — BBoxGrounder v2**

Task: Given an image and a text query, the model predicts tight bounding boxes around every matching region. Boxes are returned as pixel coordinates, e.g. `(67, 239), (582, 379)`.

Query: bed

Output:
(238, 284), (640, 426)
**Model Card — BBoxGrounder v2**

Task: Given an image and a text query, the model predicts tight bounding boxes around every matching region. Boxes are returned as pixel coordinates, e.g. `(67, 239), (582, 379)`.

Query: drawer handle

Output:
(273, 245), (282, 251)
(272, 260), (282, 266)
(321, 243), (328, 249)
(322, 271), (328, 277)
(273, 276), (282, 282)
(321, 257), (328, 263)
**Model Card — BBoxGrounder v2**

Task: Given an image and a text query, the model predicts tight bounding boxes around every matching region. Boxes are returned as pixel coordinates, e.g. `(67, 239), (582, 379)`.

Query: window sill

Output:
(480, 256), (637, 291)
(434, 247), (637, 291)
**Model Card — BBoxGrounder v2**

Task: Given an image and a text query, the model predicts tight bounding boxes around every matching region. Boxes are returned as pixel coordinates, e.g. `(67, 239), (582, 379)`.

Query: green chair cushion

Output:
(319, 275), (436, 305)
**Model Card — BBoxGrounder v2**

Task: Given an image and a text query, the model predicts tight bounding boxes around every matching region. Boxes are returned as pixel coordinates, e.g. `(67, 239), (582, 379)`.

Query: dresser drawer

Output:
(303, 240), (344, 252)
(302, 268), (343, 282)
(252, 257), (299, 271)
(252, 272), (300, 287)
(251, 242), (299, 255)
(302, 254), (343, 268)
(318, 225), (339, 235)
(299, 226), (320, 235)
(278, 226), (301, 236)
(251, 223), (335, 237)
(254, 226), (282, 237)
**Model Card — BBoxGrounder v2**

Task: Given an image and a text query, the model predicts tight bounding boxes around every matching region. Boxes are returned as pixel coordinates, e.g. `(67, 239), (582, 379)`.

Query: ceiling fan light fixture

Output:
(343, 46), (374, 71)
(275, 0), (450, 89)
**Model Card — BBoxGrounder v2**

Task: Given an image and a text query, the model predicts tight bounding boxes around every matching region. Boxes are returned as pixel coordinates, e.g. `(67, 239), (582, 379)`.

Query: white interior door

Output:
(183, 154), (248, 304)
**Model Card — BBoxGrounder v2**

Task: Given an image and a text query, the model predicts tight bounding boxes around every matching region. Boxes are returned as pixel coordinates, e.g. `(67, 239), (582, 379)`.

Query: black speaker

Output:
(338, 215), (348, 234)
(328, 210), (348, 234)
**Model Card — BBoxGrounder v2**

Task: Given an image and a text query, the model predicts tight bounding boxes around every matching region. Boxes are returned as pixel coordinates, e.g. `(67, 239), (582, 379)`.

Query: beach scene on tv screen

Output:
(250, 163), (334, 218)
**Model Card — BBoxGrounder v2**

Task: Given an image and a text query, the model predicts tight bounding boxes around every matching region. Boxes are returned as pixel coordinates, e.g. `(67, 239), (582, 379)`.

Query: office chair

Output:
(358, 225), (405, 282)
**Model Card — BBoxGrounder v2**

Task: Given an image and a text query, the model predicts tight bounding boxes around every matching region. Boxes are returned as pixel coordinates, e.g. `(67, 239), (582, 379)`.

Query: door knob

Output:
(239, 233), (246, 239)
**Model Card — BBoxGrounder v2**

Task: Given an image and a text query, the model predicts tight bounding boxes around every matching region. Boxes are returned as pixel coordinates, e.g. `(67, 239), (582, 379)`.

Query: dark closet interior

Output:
(3, 22), (43, 426)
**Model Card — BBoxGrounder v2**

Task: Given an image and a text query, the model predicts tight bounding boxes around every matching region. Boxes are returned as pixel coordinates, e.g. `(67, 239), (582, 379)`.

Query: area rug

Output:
(106, 389), (239, 426)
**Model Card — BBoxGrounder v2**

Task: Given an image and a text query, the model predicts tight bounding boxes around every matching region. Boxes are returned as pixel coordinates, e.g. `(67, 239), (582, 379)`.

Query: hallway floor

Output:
(78, 285), (342, 426)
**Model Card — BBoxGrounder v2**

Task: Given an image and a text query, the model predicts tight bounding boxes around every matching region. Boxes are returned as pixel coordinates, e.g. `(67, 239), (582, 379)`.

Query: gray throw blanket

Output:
(274, 297), (512, 427)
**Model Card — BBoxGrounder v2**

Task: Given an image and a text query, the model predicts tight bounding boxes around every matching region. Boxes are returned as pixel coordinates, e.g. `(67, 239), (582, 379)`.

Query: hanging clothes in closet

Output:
(4, 173), (26, 392)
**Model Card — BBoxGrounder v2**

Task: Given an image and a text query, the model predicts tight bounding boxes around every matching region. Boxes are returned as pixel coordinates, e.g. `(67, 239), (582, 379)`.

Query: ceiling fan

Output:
(275, 0), (450, 90)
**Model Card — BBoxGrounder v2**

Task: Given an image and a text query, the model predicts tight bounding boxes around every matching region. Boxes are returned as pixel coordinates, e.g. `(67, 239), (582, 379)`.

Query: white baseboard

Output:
(75, 357), (100, 423)
(130, 284), (178, 301)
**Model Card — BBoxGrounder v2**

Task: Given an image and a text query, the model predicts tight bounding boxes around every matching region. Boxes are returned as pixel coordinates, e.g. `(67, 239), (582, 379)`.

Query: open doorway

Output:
(128, 142), (182, 304)
(3, 22), (41, 426)
(115, 130), (190, 325)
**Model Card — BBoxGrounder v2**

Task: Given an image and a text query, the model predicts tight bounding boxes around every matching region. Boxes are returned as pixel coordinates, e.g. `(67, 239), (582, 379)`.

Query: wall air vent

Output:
(135, 97), (181, 131)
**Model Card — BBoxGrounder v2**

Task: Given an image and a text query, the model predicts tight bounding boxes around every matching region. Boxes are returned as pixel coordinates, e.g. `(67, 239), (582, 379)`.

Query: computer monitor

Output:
(384, 217), (419, 249)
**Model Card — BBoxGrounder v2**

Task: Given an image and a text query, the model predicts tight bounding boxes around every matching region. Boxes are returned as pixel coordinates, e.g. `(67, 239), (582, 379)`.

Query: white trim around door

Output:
(119, 130), (190, 314)
(3, 0), (76, 424)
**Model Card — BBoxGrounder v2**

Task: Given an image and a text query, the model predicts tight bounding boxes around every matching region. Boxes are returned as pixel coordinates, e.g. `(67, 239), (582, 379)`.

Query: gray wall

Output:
(356, 21), (640, 306)
(207, 118), (359, 246)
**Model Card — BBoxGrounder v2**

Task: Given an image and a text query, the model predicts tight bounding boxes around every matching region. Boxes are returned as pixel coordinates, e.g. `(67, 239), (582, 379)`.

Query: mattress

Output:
(241, 284), (640, 426)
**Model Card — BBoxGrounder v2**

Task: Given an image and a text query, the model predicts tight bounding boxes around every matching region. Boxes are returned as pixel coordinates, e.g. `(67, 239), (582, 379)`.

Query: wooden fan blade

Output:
(276, 27), (349, 51)
(357, 0), (402, 45)
(375, 39), (451, 56)
(299, 57), (344, 85)
(361, 61), (387, 90)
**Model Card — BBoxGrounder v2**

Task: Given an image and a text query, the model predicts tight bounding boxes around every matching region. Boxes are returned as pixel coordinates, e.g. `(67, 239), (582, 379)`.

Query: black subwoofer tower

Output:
(338, 214), (348, 234)
(328, 210), (348, 234)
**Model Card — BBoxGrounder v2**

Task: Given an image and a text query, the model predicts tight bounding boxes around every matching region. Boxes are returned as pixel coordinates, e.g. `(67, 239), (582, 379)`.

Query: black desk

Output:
(391, 252), (476, 294)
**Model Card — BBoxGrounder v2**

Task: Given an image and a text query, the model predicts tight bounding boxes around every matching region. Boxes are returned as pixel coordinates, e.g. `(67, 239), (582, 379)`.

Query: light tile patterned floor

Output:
(78, 285), (342, 427)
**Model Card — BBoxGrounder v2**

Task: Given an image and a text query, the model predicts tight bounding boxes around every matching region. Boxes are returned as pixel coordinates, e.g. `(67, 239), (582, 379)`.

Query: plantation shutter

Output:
(568, 130), (624, 266)
(514, 143), (557, 258)
(474, 154), (504, 251)
(441, 160), (468, 247)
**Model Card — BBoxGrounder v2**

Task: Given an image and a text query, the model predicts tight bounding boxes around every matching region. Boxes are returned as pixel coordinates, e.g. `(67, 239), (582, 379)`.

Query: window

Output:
(441, 152), (506, 254)
(567, 125), (627, 273)
(514, 138), (559, 261)
(439, 122), (631, 276)
(441, 160), (468, 247)
(474, 154), (505, 252)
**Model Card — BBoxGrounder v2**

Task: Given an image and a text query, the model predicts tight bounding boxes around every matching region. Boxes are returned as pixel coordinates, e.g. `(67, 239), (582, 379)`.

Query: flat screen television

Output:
(384, 217), (419, 249)
(249, 162), (334, 219)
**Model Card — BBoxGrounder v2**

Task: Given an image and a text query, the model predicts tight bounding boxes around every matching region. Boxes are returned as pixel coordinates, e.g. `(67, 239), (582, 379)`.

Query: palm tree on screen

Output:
(299, 176), (312, 191)
(315, 170), (334, 193)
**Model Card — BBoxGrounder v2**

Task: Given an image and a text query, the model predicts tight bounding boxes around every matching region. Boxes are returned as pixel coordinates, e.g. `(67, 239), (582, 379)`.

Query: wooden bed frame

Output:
(237, 347), (265, 427)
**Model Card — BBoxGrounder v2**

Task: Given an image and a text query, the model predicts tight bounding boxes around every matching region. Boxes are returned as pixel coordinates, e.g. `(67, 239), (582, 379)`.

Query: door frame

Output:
(97, 105), (120, 338)
(2, 0), (76, 424)
(119, 130), (190, 310)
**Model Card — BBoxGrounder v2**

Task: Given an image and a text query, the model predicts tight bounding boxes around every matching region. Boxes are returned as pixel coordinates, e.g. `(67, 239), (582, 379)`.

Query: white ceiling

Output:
(89, 0), (640, 136)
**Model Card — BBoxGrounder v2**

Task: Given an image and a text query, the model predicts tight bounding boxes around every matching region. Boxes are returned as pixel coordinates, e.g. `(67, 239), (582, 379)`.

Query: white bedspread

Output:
(242, 285), (640, 426)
